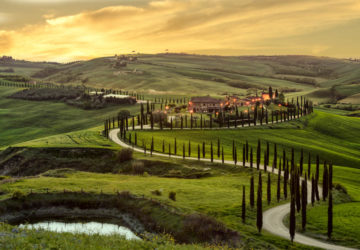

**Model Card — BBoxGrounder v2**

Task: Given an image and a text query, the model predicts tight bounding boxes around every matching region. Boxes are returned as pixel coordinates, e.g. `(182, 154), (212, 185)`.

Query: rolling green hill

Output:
(2, 54), (360, 104)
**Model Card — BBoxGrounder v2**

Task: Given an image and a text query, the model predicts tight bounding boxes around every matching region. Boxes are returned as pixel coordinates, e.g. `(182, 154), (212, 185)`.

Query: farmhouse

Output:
(188, 96), (222, 113)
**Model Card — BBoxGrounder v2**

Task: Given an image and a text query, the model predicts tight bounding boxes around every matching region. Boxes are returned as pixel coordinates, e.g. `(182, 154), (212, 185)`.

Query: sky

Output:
(1, 0), (360, 62)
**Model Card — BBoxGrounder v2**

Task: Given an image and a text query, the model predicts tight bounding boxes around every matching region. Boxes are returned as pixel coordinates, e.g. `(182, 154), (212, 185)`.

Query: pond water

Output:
(19, 221), (140, 240)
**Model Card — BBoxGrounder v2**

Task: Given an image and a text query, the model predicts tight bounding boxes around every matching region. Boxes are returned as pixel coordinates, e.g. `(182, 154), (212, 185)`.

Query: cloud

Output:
(1, 0), (360, 61)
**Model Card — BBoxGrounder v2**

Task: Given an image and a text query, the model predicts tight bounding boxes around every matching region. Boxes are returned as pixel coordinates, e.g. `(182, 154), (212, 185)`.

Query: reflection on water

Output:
(19, 221), (140, 240)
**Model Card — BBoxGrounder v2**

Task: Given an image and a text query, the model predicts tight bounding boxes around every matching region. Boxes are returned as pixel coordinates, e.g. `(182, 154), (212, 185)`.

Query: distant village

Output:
(187, 87), (285, 114)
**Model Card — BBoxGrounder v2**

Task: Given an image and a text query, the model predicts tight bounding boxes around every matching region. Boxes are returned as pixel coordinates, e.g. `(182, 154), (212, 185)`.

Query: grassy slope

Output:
(1, 163), (313, 249)
(4, 55), (360, 102)
(0, 86), (138, 147)
(133, 111), (360, 169)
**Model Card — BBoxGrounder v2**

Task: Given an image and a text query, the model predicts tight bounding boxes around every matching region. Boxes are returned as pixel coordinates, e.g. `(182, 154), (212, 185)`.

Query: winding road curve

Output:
(109, 121), (354, 250)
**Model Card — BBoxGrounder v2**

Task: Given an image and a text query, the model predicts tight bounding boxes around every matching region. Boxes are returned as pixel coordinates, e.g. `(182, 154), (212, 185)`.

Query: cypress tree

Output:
(284, 166), (288, 199)
(316, 155), (320, 182)
(328, 191), (333, 239)
(170, 117), (173, 130)
(198, 144), (200, 160)
(256, 139), (261, 170)
(202, 142), (206, 158)
(256, 172), (263, 233)
(301, 179), (307, 230)
(211, 142), (214, 163)
(188, 140), (191, 157)
(242, 186), (246, 223)
(234, 146), (237, 165)
(289, 194), (296, 242)
(264, 150), (267, 172)
(162, 140), (165, 153)
(311, 175), (315, 206)
(296, 170), (301, 213)
(246, 140), (249, 161)
(183, 143), (185, 159)
(323, 162), (329, 201)
(283, 149), (286, 171)
(174, 138), (177, 155)
(150, 137), (154, 156)
(250, 148), (253, 168)
(222, 147), (224, 164)
(277, 166), (281, 202)
(143, 140), (146, 155)
(250, 176), (255, 208)
(315, 177), (320, 202)
(150, 113), (154, 130)
(267, 173), (271, 205)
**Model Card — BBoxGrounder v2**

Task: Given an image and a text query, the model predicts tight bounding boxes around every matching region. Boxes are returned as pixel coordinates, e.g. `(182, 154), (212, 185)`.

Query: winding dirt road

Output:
(109, 126), (354, 250)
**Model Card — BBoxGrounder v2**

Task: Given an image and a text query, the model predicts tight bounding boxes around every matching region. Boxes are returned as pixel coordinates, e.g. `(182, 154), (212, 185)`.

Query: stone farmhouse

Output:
(188, 96), (222, 113)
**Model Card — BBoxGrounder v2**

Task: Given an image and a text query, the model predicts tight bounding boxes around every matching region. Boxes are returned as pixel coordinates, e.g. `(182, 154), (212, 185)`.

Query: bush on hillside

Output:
(117, 148), (133, 163)
(169, 191), (176, 201)
(131, 161), (144, 175)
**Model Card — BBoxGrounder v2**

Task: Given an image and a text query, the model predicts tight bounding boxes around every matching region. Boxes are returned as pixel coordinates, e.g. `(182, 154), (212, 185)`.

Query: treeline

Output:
(103, 97), (313, 136)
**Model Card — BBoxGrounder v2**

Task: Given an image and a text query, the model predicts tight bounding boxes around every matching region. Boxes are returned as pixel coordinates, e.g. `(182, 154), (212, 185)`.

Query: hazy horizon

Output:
(1, 0), (360, 62)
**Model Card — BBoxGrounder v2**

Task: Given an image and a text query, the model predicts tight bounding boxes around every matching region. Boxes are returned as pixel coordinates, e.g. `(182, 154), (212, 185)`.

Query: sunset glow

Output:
(1, 0), (360, 61)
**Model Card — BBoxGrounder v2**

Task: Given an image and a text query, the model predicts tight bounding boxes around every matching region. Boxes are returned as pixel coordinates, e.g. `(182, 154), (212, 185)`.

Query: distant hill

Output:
(1, 54), (360, 103)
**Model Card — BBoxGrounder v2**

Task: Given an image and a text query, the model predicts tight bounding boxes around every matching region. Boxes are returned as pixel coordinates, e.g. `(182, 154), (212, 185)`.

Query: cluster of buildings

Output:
(188, 93), (274, 113)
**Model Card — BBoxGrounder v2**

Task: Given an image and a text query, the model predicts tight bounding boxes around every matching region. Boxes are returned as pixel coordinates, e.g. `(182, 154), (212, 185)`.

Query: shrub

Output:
(132, 161), (145, 175)
(117, 148), (133, 163)
(12, 190), (25, 200)
(151, 190), (162, 196)
(334, 183), (348, 194)
(169, 191), (176, 201)
(0, 176), (9, 181)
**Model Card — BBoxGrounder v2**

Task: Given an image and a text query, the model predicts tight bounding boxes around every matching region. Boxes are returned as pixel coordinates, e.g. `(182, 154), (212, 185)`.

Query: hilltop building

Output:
(188, 96), (222, 113)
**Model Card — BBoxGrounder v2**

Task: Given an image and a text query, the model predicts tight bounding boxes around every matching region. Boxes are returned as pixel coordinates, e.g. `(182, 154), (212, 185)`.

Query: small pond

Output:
(19, 221), (140, 240)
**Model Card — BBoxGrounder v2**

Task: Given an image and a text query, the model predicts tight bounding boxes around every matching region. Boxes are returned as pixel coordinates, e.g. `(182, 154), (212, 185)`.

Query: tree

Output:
(188, 140), (191, 157)
(269, 86), (273, 100)
(323, 162), (329, 201)
(250, 148), (253, 168)
(264, 150), (267, 172)
(311, 175), (315, 206)
(246, 140), (249, 161)
(277, 166), (281, 202)
(174, 138), (177, 155)
(256, 139), (261, 170)
(328, 191), (333, 239)
(222, 147), (224, 164)
(250, 176), (255, 208)
(234, 146), (237, 165)
(210, 142), (214, 163)
(267, 173), (271, 205)
(242, 186), (246, 223)
(183, 143), (185, 159)
(295, 170), (301, 213)
(266, 141), (270, 166)
(150, 137), (154, 156)
(273, 143), (277, 171)
(256, 172), (263, 233)
(202, 142), (206, 158)
(289, 194), (296, 242)
(198, 144), (200, 160)
(162, 140), (165, 153)
(301, 179), (307, 230)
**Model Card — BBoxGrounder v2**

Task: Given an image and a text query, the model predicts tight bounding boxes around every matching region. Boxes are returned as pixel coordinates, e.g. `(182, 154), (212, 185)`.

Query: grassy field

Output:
(2, 54), (360, 104)
(0, 86), (139, 147)
(0, 161), (315, 249)
(132, 111), (360, 169)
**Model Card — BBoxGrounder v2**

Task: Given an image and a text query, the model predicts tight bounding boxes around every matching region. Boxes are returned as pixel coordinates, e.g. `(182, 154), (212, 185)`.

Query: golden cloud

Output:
(1, 0), (360, 61)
